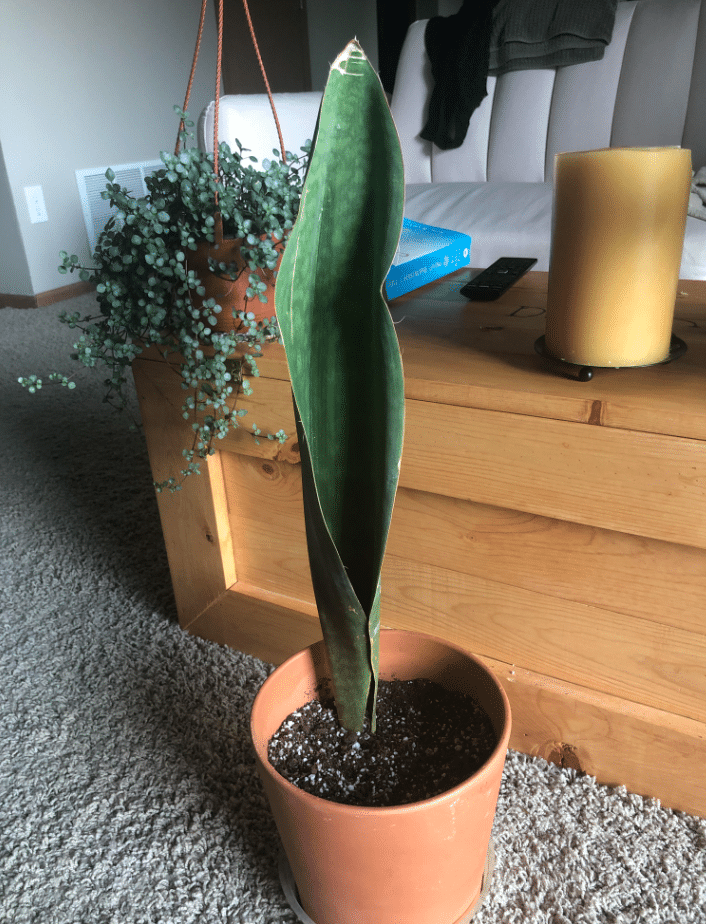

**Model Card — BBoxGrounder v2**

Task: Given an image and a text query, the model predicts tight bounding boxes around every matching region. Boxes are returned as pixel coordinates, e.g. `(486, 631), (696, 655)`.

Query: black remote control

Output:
(460, 257), (537, 301)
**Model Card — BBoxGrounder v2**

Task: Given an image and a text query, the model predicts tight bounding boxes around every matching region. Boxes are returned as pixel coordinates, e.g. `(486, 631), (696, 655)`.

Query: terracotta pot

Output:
(250, 628), (511, 924)
(186, 234), (282, 332)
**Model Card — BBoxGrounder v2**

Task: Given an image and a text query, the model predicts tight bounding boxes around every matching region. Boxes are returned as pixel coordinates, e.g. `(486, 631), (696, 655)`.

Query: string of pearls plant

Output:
(20, 110), (309, 491)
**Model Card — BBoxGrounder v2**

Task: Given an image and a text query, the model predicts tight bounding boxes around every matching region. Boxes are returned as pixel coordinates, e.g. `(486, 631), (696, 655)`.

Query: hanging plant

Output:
(20, 115), (309, 491)
(19, 0), (310, 492)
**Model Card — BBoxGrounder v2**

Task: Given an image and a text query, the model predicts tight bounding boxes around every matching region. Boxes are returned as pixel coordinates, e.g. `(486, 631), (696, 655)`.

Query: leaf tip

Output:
(331, 39), (368, 76)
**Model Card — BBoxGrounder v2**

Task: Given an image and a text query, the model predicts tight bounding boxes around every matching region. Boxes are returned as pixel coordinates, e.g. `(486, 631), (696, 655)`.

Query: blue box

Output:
(385, 218), (472, 299)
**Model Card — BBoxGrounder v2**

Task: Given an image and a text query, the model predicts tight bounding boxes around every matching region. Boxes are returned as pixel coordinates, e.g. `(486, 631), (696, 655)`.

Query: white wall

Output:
(0, 0), (218, 297)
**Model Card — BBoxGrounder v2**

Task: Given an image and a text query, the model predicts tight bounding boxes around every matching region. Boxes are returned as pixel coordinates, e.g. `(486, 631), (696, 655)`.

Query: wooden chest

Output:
(132, 271), (706, 816)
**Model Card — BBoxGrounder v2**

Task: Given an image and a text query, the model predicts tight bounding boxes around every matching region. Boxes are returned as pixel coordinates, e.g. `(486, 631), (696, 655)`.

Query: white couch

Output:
(199, 0), (706, 279)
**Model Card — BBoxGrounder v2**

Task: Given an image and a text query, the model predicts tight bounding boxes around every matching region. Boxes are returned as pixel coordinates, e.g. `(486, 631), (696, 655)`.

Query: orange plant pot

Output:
(250, 628), (511, 924)
(186, 235), (282, 332)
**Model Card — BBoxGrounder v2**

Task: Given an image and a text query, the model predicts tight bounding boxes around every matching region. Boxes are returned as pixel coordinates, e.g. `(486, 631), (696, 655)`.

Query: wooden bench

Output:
(132, 270), (706, 816)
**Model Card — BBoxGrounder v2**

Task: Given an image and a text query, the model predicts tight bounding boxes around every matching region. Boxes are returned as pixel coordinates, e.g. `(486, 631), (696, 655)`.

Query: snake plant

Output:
(275, 41), (405, 732)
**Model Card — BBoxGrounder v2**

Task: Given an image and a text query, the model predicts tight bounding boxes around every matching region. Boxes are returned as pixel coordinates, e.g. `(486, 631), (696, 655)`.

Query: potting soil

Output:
(267, 678), (497, 807)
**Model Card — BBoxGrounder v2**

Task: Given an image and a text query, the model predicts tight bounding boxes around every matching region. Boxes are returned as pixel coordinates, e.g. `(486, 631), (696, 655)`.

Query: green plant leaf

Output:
(275, 41), (405, 732)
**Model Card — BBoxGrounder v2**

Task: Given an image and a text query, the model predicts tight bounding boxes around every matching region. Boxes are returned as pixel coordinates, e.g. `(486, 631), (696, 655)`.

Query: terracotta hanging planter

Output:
(186, 232), (284, 333)
(250, 628), (511, 924)
(175, 0), (290, 337)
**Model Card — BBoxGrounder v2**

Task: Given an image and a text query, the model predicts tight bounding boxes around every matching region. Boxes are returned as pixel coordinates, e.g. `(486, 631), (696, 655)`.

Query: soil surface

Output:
(267, 678), (498, 807)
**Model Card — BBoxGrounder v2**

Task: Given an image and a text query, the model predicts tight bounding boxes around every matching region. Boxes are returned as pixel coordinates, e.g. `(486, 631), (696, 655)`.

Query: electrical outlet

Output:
(24, 185), (48, 223)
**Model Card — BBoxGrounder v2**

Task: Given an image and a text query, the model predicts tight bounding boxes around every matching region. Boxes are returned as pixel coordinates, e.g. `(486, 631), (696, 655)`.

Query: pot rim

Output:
(251, 628), (511, 816)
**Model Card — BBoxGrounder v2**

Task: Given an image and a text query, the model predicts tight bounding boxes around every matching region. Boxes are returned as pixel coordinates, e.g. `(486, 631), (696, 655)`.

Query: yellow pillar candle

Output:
(545, 147), (692, 367)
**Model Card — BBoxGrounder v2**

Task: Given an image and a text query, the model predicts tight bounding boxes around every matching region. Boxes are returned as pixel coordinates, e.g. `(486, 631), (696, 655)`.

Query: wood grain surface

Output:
(133, 270), (706, 816)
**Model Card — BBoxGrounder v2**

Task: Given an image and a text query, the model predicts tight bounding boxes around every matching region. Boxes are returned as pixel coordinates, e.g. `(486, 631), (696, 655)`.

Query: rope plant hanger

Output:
(174, 0), (294, 333)
(177, 0), (288, 203)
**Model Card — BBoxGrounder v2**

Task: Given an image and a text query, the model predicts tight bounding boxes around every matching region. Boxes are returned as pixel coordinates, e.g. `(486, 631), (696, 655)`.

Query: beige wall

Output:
(0, 0), (219, 298)
(0, 0), (384, 299)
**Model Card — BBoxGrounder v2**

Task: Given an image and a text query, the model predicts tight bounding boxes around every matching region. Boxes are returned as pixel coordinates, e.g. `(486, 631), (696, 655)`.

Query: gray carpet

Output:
(1, 293), (704, 924)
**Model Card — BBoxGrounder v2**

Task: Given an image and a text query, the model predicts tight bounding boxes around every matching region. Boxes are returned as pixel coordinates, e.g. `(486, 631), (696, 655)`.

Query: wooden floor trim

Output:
(1, 280), (95, 309)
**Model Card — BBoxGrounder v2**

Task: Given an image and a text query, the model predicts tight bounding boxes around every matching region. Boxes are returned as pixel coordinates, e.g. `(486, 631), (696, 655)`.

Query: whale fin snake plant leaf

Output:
(275, 41), (405, 732)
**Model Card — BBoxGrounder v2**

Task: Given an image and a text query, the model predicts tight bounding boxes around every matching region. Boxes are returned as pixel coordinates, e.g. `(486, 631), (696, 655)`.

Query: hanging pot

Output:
(177, 0), (288, 335)
(185, 232), (284, 333)
(250, 628), (511, 924)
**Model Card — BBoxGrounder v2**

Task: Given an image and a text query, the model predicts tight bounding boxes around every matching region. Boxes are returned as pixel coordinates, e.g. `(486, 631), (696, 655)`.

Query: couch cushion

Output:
(404, 181), (706, 279)
(681, 217), (706, 278)
(610, 0), (700, 151)
(545, 2), (637, 174)
(403, 181), (554, 271)
(392, 1), (706, 184)
(198, 92), (321, 165)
